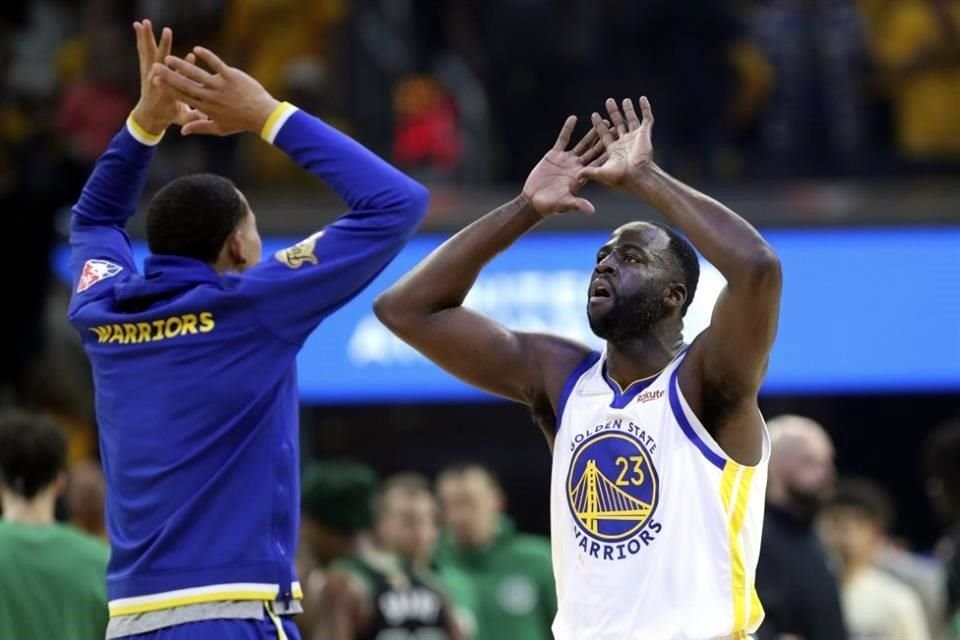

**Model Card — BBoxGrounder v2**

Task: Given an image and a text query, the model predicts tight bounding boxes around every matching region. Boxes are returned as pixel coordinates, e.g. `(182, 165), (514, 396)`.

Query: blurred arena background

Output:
(2, 0), (960, 638)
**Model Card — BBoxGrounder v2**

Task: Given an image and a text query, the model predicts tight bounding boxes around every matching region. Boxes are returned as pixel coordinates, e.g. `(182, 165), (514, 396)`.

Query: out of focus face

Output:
(376, 489), (439, 567)
(438, 470), (502, 549)
(779, 432), (836, 512)
(819, 506), (880, 565)
(300, 516), (350, 566)
(588, 223), (680, 342)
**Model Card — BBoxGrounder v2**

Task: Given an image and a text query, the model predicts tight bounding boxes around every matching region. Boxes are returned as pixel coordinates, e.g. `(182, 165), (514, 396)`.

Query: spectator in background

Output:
(924, 418), (960, 635)
(819, 478), (931, 640)
(756, 415), (848, 640)
(619, 0), (752, 180)
(392, 75), (463, 180)
(436, 464), (555, 640)
(0, 411), (109, 638)
(67, 458), (106, 540)
(55, 15), (134, 165)
(0, 0), (86, 406)
(376, 473), (478, 638)
(750, 0), (869, 176)
(873, 0), (960, 166)
(222, 0), (348, 97)
(297, 462), (464, 640)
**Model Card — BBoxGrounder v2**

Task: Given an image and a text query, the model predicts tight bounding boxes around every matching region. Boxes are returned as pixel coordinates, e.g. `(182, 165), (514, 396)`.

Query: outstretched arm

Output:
(154, 49), (428, 344)
(583, 98), (781, 463)
(375, 118), (605, 419)
(69, 21), (201, 309)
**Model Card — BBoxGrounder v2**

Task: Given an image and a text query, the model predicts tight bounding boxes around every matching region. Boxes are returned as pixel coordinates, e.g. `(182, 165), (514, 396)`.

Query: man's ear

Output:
(226, 229), (247, 267)
(665, 282), (687, 312)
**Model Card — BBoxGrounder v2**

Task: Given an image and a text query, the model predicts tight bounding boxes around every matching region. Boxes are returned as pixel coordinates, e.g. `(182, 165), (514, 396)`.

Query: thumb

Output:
(180, 118), (221, 136)
(560, 195), (596, 216)
(573, 197), (596, 216)
(578, 166), (603, 182)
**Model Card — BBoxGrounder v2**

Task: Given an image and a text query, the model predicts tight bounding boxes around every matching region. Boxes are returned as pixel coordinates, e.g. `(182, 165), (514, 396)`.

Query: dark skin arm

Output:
(583, 98), (782, 465)
(375, 118), (608, 442)
(310, 571), (374, 640)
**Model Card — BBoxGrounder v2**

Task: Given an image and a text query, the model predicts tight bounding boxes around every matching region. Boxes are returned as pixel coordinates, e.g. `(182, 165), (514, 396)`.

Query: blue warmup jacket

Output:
(66, 103), (428, 618)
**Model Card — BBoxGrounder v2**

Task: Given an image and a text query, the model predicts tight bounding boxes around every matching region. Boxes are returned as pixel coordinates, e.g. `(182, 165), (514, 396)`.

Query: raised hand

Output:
(130, 20), (205, 135)
(521, 116), (608, 217)
(152, 47), (281, 137)
(578, 97), (655, 188)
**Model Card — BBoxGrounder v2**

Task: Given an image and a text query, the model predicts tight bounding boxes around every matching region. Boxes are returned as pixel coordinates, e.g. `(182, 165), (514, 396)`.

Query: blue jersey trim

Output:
(556, 351), (601, 433)
(668, 365), (726, 470)
(602, 362), (660, 409)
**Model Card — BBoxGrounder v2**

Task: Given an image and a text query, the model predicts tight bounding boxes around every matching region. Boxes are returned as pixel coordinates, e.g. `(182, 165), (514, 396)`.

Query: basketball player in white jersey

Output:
(375, 97), (782, 640)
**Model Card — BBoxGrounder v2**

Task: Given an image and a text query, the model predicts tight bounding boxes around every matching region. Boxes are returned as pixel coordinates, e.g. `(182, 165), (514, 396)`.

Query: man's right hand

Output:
(521, 116), (607, 217)
(130, 20), (205, 135)
(152, 47), (281, 137)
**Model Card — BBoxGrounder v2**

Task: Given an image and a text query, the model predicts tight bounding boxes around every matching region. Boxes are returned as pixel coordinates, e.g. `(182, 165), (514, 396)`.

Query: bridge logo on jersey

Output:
(566, 430), (659, 544)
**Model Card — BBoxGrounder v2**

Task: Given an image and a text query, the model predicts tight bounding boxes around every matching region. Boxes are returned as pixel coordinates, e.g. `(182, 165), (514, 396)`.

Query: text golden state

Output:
(89, 313), (215, 344)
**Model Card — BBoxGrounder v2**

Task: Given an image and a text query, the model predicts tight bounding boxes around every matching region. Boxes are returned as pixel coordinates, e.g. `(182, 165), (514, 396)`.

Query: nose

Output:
(595, 255), (616, 276)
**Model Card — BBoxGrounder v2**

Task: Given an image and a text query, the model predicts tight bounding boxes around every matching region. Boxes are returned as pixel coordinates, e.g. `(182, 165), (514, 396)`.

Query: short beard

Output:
(589, 285), (667, 343)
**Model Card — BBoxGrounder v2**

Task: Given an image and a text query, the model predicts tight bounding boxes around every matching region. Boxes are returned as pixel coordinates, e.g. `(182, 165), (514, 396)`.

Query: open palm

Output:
(580, 97), (655, 187)
(522, 116), (607, 217)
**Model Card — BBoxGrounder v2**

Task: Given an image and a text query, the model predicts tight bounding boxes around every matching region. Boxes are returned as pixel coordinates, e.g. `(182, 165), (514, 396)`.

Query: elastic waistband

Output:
(106, 599), (303, 639)
(108, 581), (303, 617)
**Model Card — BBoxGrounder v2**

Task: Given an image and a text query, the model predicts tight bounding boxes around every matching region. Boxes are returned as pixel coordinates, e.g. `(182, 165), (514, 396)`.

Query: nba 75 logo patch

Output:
(77, 259), (123, 293)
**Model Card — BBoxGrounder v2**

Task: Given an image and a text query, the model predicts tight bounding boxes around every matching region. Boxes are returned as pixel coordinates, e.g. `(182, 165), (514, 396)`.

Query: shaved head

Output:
(767, 415), (836, 519)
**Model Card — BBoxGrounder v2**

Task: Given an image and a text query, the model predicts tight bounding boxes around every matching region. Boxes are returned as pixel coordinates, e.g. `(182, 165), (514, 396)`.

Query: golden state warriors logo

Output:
(275, 231), (323, 269)
(567, 431), (659, 543)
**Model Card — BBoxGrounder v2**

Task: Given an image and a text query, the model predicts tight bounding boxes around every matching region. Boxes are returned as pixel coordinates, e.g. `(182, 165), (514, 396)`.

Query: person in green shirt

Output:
(435, 464), (556, 640)
(0, 411), (110, 640)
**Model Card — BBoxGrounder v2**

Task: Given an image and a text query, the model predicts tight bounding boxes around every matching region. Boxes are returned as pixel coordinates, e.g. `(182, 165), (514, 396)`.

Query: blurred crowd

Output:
(2, 0), (960, 191)
(6, 410), (960, 638)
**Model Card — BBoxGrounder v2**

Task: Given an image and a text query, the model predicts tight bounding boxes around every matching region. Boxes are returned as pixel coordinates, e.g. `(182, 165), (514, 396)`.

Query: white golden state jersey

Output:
(550, 349), (770, 640)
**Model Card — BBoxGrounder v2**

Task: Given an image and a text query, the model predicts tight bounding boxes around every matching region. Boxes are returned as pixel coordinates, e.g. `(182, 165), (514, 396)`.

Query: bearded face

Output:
(588, 276), (670, 342)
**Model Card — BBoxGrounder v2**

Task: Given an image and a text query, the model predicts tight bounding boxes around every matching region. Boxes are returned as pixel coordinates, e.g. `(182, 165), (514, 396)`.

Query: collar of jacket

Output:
(114, 255), (223, 304)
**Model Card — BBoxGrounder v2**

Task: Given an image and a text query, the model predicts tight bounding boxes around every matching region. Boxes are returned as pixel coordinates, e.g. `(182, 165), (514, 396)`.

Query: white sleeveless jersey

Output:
(550, 350), (770, 640)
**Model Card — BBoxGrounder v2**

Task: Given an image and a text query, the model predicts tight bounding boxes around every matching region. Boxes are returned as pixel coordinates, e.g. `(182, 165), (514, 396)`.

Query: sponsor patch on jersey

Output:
(566, 429), (659, 543)
(275, 231), (323, 269)
(77, 259), (123, 293)
(636, 389), (664, 404)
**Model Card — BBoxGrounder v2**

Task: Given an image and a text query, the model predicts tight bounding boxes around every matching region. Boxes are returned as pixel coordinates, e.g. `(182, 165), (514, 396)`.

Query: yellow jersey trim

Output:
(260, 102), (298, 144)
(721, 461), (761, 636)
(126, 115), (165, 146)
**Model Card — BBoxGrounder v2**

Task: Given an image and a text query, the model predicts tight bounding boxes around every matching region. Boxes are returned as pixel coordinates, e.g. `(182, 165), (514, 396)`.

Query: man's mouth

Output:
(589, 280), (613, 302)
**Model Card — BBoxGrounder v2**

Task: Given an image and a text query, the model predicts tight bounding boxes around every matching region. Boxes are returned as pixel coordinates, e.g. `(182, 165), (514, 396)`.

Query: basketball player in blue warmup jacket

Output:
(66, 22), (428, 640)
